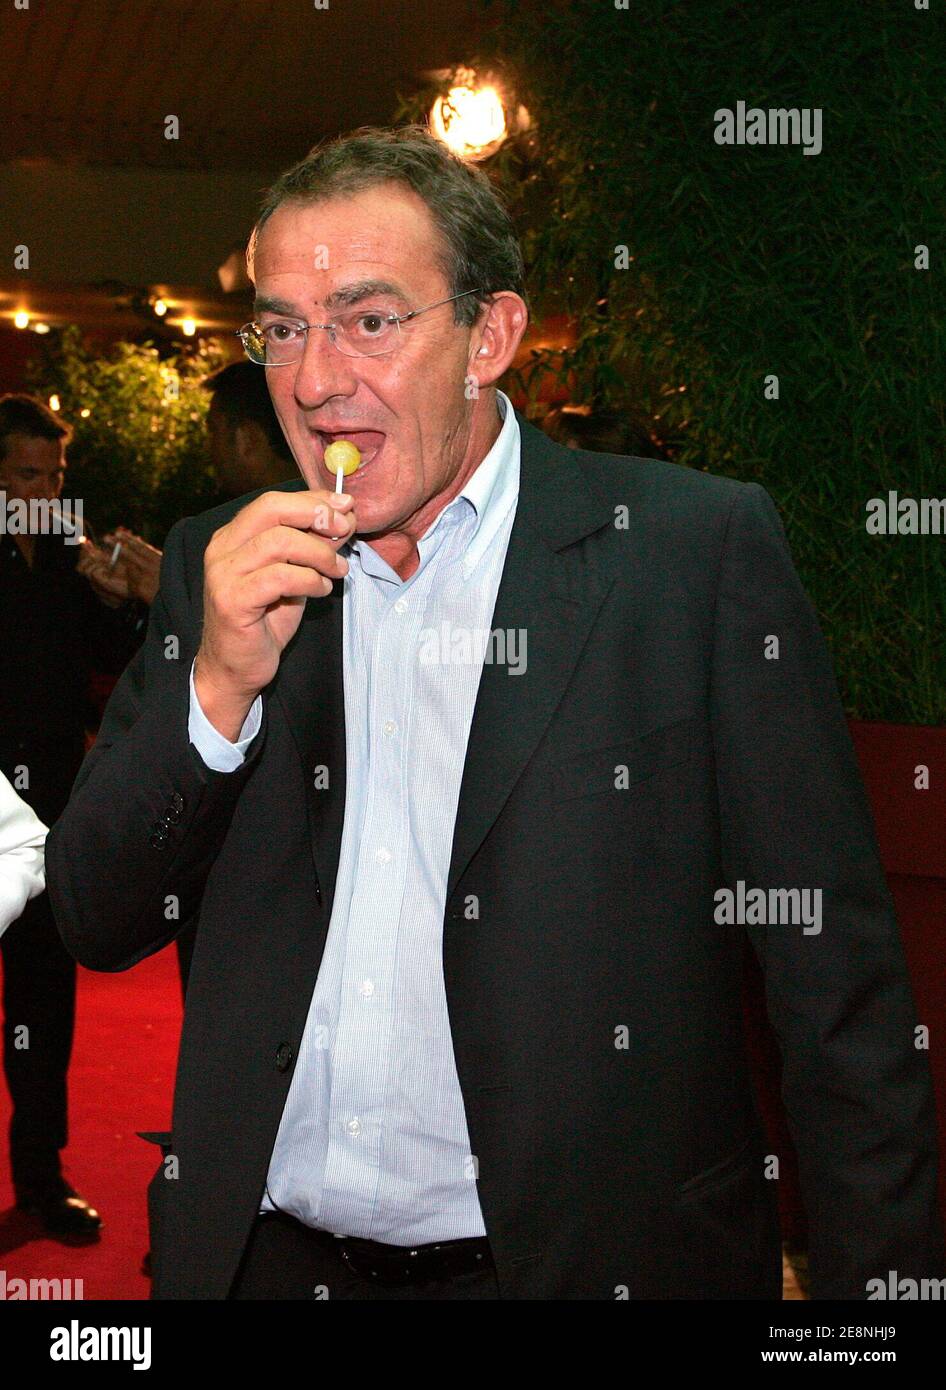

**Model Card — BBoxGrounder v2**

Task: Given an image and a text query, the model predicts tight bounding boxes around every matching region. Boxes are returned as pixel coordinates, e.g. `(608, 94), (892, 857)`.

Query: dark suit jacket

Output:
(0, 529), (145, 822)
(45, 412), (944, 1299)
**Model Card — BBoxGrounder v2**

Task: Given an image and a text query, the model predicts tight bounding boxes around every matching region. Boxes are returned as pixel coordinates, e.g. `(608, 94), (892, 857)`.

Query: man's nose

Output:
(291, 325), (359, 405)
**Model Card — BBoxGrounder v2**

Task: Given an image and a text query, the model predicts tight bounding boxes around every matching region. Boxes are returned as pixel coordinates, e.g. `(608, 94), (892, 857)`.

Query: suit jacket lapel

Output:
(446, 414), (616, 898)
(269, 496), (348, 922)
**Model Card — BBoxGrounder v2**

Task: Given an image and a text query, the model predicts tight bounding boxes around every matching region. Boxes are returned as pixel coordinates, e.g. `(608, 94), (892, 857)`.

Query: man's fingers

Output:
(118, 534), (158, 558)
(235, 562), (336, 611)
(123, 550), (158, 574)
(221, 489), (355, 551)
(221, 525), (352, 580)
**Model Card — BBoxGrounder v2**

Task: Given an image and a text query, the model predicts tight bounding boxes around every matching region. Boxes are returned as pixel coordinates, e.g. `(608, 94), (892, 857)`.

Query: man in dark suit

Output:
(45, 126), (943, 1299)
(0, 394), (144, 1240)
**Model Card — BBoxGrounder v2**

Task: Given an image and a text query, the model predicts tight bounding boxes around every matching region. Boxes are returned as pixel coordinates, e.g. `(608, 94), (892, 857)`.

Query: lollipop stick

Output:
(335, 467), (344, 494)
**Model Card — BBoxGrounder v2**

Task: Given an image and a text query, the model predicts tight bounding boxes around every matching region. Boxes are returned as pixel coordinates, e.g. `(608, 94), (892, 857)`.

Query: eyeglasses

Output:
(237, 289), (484, 365)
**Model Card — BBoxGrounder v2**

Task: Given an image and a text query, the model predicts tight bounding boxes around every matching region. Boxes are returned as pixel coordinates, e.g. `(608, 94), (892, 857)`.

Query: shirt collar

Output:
(348, 388), (520, 581)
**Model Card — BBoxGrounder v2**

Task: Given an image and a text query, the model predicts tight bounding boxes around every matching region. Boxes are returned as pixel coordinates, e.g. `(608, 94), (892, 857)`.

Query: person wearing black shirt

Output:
(0, 393), (144, 1241)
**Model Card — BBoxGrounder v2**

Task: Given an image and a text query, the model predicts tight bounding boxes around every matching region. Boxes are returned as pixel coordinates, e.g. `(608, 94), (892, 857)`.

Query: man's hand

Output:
(195, 489), (356, 740)
(103, 529), (163, 606)
(75, 539), (127, 607)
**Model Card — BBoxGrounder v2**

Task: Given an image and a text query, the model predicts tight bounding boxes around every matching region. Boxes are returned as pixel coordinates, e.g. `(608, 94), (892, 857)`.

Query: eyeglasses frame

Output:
(236, 288), (485, 364)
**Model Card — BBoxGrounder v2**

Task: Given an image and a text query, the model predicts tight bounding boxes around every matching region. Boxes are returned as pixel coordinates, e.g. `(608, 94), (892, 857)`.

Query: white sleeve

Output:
(188, 659), (263, 772)
(0, 772), (48, 937)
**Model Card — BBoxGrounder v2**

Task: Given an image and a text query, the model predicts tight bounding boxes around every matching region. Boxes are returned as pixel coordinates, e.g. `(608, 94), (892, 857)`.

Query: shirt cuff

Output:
(188, 660), (262, 772)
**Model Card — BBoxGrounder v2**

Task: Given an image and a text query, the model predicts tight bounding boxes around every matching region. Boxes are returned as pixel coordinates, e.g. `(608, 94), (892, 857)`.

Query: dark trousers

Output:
(0, 743), (85, 1192)
(229, 1212), (502, 1301)
(1, 888), (76, 1189)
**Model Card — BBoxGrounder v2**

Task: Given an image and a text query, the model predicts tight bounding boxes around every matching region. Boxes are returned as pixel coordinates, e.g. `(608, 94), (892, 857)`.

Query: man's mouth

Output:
(311, 428), (386, 473)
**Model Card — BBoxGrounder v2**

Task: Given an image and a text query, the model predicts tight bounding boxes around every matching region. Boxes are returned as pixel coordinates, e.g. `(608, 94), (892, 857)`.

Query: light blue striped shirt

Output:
(188, 390), (520, 1243)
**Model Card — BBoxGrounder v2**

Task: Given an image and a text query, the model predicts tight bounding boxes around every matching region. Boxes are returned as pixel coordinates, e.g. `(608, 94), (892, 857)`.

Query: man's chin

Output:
(347, 502), (398, 538)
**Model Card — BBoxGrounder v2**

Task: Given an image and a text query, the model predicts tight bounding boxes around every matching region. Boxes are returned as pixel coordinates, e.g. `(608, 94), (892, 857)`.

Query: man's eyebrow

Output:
(254, 280), (411, 320)
(323, 279), (410, 311)
(254, 295), (301, 317)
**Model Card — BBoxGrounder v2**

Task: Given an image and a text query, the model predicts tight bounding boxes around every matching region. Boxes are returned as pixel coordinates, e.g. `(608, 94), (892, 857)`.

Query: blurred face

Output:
(206, 402), (228, 465)
(0, 435), (67, 503)
(249, 184), (502, 545)
(206, 402), (242, 495)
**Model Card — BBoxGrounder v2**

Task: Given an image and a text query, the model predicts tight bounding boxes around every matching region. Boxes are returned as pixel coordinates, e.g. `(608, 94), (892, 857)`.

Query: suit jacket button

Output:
(275, 1043), (294, 1072)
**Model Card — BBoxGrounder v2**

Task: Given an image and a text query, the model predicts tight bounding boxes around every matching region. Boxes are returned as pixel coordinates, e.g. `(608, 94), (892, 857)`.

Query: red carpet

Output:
(0, 944), (181, 1300)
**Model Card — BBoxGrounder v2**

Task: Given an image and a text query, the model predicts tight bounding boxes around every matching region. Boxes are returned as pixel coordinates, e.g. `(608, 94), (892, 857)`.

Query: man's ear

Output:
(467, 291), (529, 386)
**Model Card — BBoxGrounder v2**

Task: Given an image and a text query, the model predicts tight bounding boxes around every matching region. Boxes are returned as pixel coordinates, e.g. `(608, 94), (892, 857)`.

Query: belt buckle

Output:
(339, 1241), (422, 1286)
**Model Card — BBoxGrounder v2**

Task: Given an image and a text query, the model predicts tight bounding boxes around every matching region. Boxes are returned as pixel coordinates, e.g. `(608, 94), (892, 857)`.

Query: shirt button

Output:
(375, 847), (392, 864)
(382, 720), (397, 737)
(346, 1117), (361, 1137)
(394, 598), (408, 614)
(358, 979), (375, 997)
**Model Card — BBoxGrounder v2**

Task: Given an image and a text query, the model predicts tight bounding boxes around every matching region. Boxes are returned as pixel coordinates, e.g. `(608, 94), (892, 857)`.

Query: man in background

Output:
(204, 361), (295, 500)
(0, 393), (141, 1241)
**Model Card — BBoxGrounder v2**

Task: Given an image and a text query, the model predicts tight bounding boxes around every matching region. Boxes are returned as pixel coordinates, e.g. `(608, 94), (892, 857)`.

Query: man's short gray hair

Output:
(248, 125), (528, 328)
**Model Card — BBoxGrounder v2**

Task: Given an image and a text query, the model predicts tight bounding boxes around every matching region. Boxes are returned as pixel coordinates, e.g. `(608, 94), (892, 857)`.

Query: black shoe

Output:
(15, 1177), (103, 1243)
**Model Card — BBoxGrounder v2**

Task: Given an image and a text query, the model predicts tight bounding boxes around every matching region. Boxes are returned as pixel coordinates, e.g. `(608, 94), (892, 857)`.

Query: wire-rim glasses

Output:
(237, 288), (484, 364)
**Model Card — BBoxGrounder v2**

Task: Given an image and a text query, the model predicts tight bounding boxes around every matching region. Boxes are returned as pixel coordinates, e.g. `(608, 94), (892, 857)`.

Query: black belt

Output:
(263, 1212), (494, 1286)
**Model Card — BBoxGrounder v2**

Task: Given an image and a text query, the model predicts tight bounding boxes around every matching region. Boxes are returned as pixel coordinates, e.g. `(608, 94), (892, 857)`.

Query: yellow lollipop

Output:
(324, 439), (361, 491)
